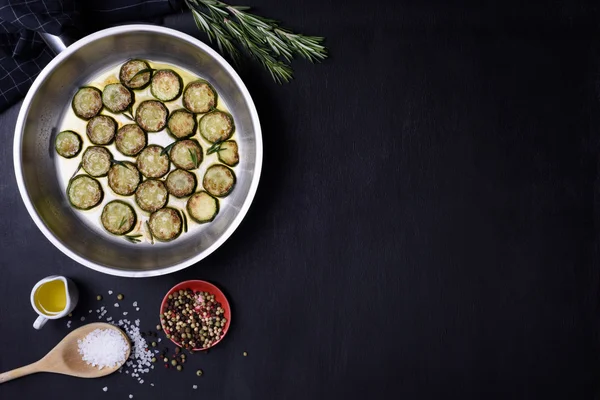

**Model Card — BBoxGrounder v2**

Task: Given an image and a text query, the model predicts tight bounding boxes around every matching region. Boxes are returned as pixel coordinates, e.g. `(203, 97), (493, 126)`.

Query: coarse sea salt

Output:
(77, 328), (128, 369)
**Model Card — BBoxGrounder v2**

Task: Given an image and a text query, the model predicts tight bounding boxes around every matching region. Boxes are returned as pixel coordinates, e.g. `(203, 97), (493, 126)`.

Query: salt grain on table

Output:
(108, 290), (113, 295)
(114, 303), (119, 307)
(102, 387), (108, 392)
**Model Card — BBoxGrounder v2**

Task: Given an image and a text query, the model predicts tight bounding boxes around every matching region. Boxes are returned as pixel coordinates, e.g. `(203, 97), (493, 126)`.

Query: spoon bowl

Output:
(0, 322), (130, 383)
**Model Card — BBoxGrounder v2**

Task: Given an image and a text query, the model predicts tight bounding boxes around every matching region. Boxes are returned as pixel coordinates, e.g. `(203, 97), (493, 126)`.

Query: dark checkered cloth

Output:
(0, 0), (184, 112)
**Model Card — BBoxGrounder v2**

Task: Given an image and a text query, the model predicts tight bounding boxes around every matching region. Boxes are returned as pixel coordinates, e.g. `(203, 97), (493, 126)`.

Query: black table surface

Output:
(2, 1), (600, 399)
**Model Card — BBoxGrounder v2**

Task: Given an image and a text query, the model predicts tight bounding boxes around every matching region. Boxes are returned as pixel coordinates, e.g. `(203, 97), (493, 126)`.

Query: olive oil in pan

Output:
(56, 61), (237, 244)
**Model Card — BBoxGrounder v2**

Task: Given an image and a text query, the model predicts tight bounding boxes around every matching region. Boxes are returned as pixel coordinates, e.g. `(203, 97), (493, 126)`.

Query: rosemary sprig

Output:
(111, 159), (127, 168)
(123, 106), (135, 121)
(185, 0), (327, 83)
(124, 234), (143, 244)
(188, 148), (199, 168)
(181, 210), (188, 233)
(70, 162), (82, 180)
(118, 217), (127, 230)
(145, 221), (154, 245)
(206, 141), (225, 154)
(161, 141), (178, 156)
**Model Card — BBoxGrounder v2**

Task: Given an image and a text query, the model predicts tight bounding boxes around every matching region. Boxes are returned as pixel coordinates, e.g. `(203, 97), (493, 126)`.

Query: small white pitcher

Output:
(30, 276), (79, 330)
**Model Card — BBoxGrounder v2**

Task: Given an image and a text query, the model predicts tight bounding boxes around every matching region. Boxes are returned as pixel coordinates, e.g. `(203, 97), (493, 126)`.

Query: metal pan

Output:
(13, 25), (262, 277)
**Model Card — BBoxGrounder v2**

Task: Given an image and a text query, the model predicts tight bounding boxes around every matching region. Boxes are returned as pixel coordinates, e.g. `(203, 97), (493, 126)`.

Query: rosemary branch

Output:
(185, 0), (327, 83)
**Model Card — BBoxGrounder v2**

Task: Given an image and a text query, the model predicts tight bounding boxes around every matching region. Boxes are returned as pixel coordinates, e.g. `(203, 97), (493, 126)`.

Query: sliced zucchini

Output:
(72, 87), (103, 120)
(170, 140), (202, 170)
(86, 115), (117, 145)
(116, 124), (147, 156)
(148, 207), (182, 242)
(166, 169), (197, 198)
(199, 110), (234, 143)
(107, 161), (140, 196)
(135, 100), (168, 132)
(135, 179), (168, 213)
(55, 130), (82, 158)
(182, 80), (217, 113)
(151, 69), (183, 102)
(203, 164), (236, 197)
(82, 146), (112, 177)
(67, 175), (103, 210)
(101, 200), (136, 235)
(187, 191), (219, 223)
(102, 83), (133, 113)
(137, 145), (170, 178)
(167, 109), (196, 139)
(119, 59), (152, 90)
(216, 140), (239, 167)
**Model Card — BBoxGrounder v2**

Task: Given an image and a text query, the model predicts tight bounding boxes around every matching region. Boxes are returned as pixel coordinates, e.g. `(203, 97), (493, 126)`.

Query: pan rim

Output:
(13, 24), (263, 277)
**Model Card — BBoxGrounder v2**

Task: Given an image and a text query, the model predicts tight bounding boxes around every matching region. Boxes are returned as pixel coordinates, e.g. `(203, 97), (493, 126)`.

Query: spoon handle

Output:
(0, 362), (42, 384)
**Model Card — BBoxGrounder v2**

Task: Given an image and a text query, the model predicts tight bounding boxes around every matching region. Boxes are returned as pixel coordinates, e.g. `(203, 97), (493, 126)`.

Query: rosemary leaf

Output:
(188, 148), (199, 168)
(161, 141), (178, 156)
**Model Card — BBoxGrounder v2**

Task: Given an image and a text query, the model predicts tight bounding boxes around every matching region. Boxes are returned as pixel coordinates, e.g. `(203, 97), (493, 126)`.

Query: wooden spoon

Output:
(0, 322), (130, 384)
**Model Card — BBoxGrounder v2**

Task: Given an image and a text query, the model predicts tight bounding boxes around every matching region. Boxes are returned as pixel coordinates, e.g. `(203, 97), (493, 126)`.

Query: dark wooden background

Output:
(1, 1), (599, 398)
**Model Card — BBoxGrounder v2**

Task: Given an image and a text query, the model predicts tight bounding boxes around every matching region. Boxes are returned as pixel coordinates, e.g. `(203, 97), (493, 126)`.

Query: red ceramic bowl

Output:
(160, 280), (231, 351)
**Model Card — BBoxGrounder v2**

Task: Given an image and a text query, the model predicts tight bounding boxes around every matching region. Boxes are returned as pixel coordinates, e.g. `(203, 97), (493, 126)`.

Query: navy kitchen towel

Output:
(0, 0), (184, 112)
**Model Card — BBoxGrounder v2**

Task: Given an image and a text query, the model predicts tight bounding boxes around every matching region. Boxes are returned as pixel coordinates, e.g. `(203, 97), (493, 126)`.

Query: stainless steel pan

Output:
(13, 25), (262, 277)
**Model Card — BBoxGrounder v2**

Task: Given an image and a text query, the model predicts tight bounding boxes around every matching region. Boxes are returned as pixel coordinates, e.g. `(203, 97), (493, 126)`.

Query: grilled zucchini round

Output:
(151, 69), (183, 102)
(187, 191), (219, 223)
(81, 146), (112, 177)
(167, 109), (196, 139)
(101, 200), (136, 235)
(102, 83), (133, 113)
(55, 130), (82, 158)
(137, 145), (170, 178)
(86, 115), (117, 145)
(216, 140), (239, 166)
(169, 139), (202, 170)
(149, 208), (182, 242)
(115, 124), (147, 156)
(135, 179), (168, 213)
(166, 169), (197, 198)
(199, 110), (234, 143)
(203, 164), (236, 197)
(72, 87), (103, 120)
(135, 100), (168, 132)
(107, 161), (140, 196)
(120, 59), (152, 90)
(67, 175), (103, 210)
(182, 80), (217, 113)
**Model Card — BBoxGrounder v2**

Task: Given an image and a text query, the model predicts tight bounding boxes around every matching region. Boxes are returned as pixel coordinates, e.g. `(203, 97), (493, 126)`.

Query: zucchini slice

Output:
(135, 179), (168, 213)
(203, 164), (236, 197)
(137, 145), (170, 178)
(135, 100), (168, 132)
(72, 87), (103, 120)
(167, 109), (196, 139)
(166, 169), (197, 198)
(102, 83), (133, 113)
(82, 146), (112, 177)
(151, 69), (183, 102)
(67, 175), (103, 210)
(116, 124), (147, 156)
(182, 80), (217, 113)
(101, 200), (136, 235)
(187, 191), (219, 223)
(120, 59), (152, 90)
(107, 161), (140, 196)
(55, 130), (82, 158)
(199, 110), (234, 143)
(86, 115), (117, 145)
(216, 140), (239, 167)
(170, 139), (202, 170)
(148, 207), (182, 242)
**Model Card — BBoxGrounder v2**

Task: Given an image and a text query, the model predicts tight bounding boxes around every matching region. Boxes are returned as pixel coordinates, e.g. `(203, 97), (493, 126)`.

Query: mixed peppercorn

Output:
(161, 289), (227, 350)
